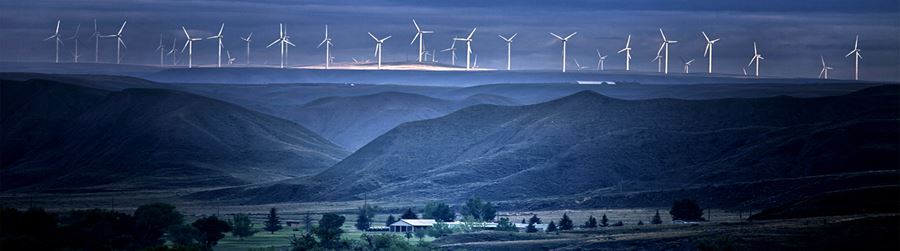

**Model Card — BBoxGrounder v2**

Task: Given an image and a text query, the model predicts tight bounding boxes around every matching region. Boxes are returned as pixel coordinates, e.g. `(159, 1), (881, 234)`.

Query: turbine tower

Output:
(240, 33), (252, 65)
(747, 42), (764, 77)
(410, 19), (433, 63)
(550, 32), (577, 72)
(617, 35), (632, 71)
(596, 49), (607, 71)
(90, 19), (101, 62)
(318, 25), (334, 69)
(651, 55), (662, 73)
(819, 56), (833, 79)
(206, 23), (225, 67)
(845, 35), (862, 80)
(154, 34), (165, 66)
(181, 26), (202, 68)
(65, 24), (82, 63)
(702, 32), (720, 74)
(682, 58), (695, 73)
(266, 23), (296, 69)
(441, 40), (457, 66)
(166, 38), (178, 66)
(498, 33), (517, 70)
(44, 20), (63, 63)
(102, 21), (127, 64)
(368, 32), (391, 70)
(453, 27), (477, 70)
(657, 28), (677, 74)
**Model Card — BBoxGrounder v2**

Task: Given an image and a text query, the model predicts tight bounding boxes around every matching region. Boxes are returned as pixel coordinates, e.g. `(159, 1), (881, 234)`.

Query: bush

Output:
(192, 216), (232, 248)
(423, 202), (455, 222)
(612, 221), (624, 227)
(495, 217), (518, 232)
(288, 232), (318, 251)
(582, 215), (598, 228)
(670, 199), (705, 221)
(231, 213), (257, 239)
(427, 222), (454, 238)
(360, 233), (415, 250)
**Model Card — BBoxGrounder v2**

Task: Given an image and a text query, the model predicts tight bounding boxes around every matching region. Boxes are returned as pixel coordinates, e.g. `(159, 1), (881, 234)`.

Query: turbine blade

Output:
(383, 35), (391, 41)
(410, 32), (419, 45)
(218, 23), (224, 36)
(55, 20), (60, 34)
(183, 27), (191, 39)
(510, 33), (518, 40)
(625, 35), (631, 47)
(369, 32), (378, 41)
(118, 21), (126, 35)
(702, 31), (710, 42)
(182, 40), (189, 52)
(845, 50), (855, 57)
(657, 42), (665, 56)
(267, 39), (280, 48)
(564, 32), (577, 40)
(412, 19), (420, 31)
(550, 33), (563, 40)
(703, 44), (710, 56)
(467, 27), (477, 40)
(498, 34), (507, 41)
(659, 28), (666, 41)
(318, 39), (327, 48)
(285, 40), (296, 47)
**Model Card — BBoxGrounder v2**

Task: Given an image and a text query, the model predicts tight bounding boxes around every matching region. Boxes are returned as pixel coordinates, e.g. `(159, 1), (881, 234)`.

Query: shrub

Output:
(670, 199), (705, 221)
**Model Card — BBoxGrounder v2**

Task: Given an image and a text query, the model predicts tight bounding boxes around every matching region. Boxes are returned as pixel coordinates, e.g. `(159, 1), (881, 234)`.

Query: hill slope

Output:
(0, 79), (348, 192)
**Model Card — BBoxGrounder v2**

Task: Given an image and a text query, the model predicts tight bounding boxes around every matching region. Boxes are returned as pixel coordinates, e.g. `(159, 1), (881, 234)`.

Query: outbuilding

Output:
(389, 219), (436, 232)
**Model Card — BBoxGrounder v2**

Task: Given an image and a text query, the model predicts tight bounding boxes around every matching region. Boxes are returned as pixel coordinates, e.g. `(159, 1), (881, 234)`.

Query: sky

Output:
(1, 0), (899, 81)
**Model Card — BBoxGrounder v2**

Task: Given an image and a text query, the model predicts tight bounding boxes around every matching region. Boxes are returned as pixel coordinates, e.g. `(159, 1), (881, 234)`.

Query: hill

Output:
(0, 79), (347, 192)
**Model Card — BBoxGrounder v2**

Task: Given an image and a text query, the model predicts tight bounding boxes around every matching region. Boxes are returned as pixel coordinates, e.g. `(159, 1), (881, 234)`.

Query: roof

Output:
(390, 219), (437, 227)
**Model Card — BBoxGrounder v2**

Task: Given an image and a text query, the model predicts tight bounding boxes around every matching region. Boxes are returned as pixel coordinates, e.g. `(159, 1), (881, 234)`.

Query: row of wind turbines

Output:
(44, 19), (866, 80)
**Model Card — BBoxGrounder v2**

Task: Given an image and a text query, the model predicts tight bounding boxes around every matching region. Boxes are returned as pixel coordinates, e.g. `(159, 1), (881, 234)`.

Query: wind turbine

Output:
(498, 33), (517, 70)
(572, 57), (589, 71)
(845, 35), (862, 80)
(166, 38), (178, 66)
(657, 28), (677, 74)
(206, 23), (225, 67)
(154, 34), (165, 66)
(317, 25), (334, 69)
(702, 31), (720, 74)
(550, 32), (577, 72)
(181, 26), (202, 68)
(681, 58), (695, 73)
(266, 23), (296, 69)
(44, 20), (63, 63)
(596, 49), (607, 71)
(410, 19), (433, 63)
(432, 49), (437, 63)
(454, 27), (477, 70)
(102, 20), (127, 64)
(368, 32), (391, 70)
(747, 42), (764, 77)
(226, 50), (236, 65)
(90, 19), (101, 62)
(617, 34), (632, 71)
(441, 40), (457, 66)
(240, 33), (252, 65)
(819, 56), (833, 79)
(65, 24), (81, 63)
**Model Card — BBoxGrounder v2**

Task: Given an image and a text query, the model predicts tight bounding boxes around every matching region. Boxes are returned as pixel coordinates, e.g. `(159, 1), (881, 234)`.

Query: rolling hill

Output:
(0, 79), (348, 192)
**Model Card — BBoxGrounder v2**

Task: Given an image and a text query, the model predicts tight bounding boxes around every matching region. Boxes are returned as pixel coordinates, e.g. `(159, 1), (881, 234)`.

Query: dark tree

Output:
(385, 215), (397, 226)
(427, 222), (454, 237)
(303, 212), (313, 233)
(495, 217), (518, 232)
(167, 224), (201, 246)
(528, 214), (542, 224)
(546, 221), (558, 233)
(637, 220), (645, 225)
(612, 221), (624, 227)
(59, 209), (136, 251)
(314, 213), (345, 249)
(559, 213), (574, 230)
(192, 216), (232, 248)
(583, 215), (598, 228)
(521, 218), (526, 224)
(670, 199), (705, 221)
(355, 204), (377, 231)
(423, 202), (455, 222)
(400, 208), (418, 219)
(289, 232), (319, 251)
(651, 210), (663, 224)
(414, 229), (426, 241)
(482, 202), (497, 222)
(231, 213), (257, 239)
(601, 214), (609, 227)
(463, 198), (497, 221)
(405, 231), (412, 240)
(133, 203), (184, 247)
(0, 208), (61, 250)
(525, 222), (538, 233)
(264, 208), (283, 234)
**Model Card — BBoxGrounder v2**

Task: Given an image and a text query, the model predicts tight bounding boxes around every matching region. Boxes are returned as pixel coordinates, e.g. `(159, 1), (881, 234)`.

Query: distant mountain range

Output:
(209, 85), (899, 205)
(1, 79), (347, 192)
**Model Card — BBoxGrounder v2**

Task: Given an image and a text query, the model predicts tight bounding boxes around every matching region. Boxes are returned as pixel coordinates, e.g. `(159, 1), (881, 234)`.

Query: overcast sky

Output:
(2, 0), (898, 81)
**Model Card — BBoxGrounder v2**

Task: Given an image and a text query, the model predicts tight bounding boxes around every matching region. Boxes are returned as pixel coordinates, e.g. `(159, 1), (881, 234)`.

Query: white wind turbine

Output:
(266, 23), (296, 69)
(498, 33), (517, 70)
(154, 34), (165, 66)
(657, 28), (677, 74)
(702, 31), (720, 74)
(240, 33), (252, 65)
(166, 38), (178, 66)
(90, 19), (101, 62)
(454, 28), (477, 70)
(206, 23), (225, 67)
(747, 42), (764, 77)
(819, 56), (833, 79)
(682, 58), (695, 73)
(65, 24), (82, 63)
(845, 35), (862, 80)
(617, 34), (632, 71)
(572, 57), (589, 71)
(44, 20), (64, 63)
(101, 21), (127, 64)
(368, 32), (391, 70)
(181, 27), (202, 68)
(318, 25), (333, 69)
(550, 32), (577, 72)
(410, 19), (433, 63)
(227, 50), (236, 65)
(441, 40), (457, 66)
(596, 49), (607, 71)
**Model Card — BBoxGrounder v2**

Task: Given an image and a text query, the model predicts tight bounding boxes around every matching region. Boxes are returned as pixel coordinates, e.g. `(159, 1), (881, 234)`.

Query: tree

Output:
(405, 231), (412, 240)
(559, 213), (574, 230)
(59, 209), (136, 251)
(303, 212), (313, 233)
(521, 218), (526, 224)
(463, 198), (497, 221)
(525, 222), (538, 233)
(314, 213), (345, 249)
(546, 221), (558, 233)
(651, 210), (663, 224)
(289, 232), (319, 251)
(400, 208), (418, 219)
(600, 214), (609, 227)
(423, 202), (455, 222)
(264, 208), (283, 234)
(231, 213), (257, 239)
(356, 204), (377, 231)
(413, 229), (426, 241)
(482, 202), (497, 222)
(192, 216), (232, 249)
(670, 199), (704, 221)
(612, 221), (624, 227)
(583, 215), (598, 229)
(385, 215), (397, 226)
(528, 214), (542, 224)
(495, 217), (518, 232)
(361, 233), (414, 250)
(427, 222), (454, 238)
(638, 220), (645, 225)
(133, 203), (184, 247)
(167, 224), (201, 247)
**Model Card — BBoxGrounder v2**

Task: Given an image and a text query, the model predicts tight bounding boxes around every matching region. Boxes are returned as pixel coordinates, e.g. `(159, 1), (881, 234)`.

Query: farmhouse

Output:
(389, 219), (436, 232)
